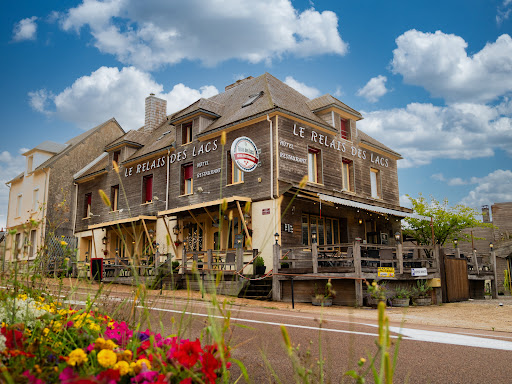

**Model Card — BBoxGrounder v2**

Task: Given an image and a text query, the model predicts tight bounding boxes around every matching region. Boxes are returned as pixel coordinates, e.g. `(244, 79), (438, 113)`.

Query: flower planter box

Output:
(413, 297), (432, 306)
(391, 298), (410, 307)
(312, 296), (333, 306)
(366, 296), (384, 308)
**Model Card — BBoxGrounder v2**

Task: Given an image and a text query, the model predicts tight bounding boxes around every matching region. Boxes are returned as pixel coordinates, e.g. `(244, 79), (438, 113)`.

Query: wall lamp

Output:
(311, 232), (317, 244)
(490, 242), (494, 251)
(173, 225), (180, 236)
(102, 236), (107, 245)
(274, 232), (279, 244)
(454, 238), (458, 248)
(394, 232), (401, 243)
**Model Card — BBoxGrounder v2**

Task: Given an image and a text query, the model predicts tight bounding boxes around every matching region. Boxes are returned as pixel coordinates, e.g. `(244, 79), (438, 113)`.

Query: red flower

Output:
(96, 368), (120, 384)
(172, 339), (203, 369)
(1, 326), (24, 349)
(136, 340), (151, 355)
(200, 352), (221, 384)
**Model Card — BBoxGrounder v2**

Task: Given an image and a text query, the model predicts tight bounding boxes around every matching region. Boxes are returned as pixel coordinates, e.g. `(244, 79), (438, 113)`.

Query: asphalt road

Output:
(52, 285), (512, 383)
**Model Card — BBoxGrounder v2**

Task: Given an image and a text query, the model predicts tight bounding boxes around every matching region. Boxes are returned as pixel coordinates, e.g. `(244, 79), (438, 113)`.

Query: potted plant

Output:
(174, 239), (182, 247)
(312, 279), (336, 306)
(281, 255), (290, 269)
(254, 256), (266, 275)
(412, 280), (432, 306)
(391, 286), (411, 307)
(366, 281), (387, 308)
(171, 261), (180, 273)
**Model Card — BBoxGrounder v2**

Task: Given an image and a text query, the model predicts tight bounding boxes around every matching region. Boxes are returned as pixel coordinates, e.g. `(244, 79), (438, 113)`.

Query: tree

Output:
(403, 194), (492, 246)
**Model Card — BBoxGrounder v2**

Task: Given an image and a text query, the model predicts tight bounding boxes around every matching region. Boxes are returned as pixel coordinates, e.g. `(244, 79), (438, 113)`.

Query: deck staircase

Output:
(238, 278), (272, 300)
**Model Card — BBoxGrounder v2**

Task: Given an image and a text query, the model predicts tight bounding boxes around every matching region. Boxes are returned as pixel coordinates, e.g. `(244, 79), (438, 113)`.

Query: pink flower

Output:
(22, 371), (44, 384)
(59, 366), (78, 383)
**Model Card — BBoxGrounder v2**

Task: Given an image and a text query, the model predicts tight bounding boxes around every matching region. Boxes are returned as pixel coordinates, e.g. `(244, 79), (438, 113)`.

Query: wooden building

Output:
(74, 74), (436, 304)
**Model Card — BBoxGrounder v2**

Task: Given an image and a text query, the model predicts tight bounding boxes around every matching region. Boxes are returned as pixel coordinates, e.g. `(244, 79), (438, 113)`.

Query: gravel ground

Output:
(44, 278), (512, 333)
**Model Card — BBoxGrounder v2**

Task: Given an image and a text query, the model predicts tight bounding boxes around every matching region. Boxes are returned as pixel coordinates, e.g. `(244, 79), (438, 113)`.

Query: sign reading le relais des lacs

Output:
(231, 136), (259, 172)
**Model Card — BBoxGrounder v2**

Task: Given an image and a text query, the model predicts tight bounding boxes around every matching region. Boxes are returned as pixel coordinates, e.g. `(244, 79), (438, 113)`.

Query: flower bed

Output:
(0, 293), (230, 383)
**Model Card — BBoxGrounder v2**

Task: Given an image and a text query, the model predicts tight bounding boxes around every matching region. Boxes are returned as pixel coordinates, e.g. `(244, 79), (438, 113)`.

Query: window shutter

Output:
(145, 176), (153, 202)
(87, 194), (92, 205)
(184, 164), (193, 180)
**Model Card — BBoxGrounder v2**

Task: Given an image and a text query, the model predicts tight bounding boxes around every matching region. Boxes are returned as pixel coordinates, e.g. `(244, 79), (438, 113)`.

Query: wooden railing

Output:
(181, 249), (259, 276)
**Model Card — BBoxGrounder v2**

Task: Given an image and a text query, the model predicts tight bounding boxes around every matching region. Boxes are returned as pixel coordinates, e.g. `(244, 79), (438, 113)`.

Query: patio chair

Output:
(379, 249), (394, 267)
(224, 252), (236, 270)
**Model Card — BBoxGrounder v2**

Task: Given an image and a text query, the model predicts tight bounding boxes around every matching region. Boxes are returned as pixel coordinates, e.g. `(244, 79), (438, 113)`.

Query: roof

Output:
(105, 129), (148, 151)
(124, 121), (176, 163)
(191, 73), (335, 137)
(22, 141), (68, 156)
(74, 152), (108, 180)
(307, 94), (363, 119)
(34, 118), (123, 172)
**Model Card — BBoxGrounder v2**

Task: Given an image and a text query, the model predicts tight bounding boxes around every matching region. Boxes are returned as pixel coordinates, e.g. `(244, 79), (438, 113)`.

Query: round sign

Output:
(230, 136), (259, 172)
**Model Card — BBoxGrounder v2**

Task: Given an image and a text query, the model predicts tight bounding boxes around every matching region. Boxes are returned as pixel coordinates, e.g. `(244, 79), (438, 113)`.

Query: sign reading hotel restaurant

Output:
(378, 267), (395, 278)
(411, 267), (428, 277)
(231, 136), (259, 172)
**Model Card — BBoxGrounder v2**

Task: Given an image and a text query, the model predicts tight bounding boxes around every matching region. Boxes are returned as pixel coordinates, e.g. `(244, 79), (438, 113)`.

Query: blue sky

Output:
(1, 0), (512, 228)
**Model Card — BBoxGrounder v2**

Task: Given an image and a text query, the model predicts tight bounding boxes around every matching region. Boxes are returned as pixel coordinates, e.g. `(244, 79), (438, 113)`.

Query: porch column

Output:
(472, 249), (479, 275)
(312, 242), (318, 274)
(397, 243), (403, 275)
(491, 250), (498, 299)
(236, 247), (243, 280)
(272, 242), (281, 301)
(434, 244), (441, 274)
(353, 241), (363, 307)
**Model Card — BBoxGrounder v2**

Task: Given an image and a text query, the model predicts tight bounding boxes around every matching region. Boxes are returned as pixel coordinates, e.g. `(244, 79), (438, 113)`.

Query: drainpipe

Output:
(3, 182), (11, 270)
(267, 115), (273, 200)
(165, 148), (170, 211)
(72, 182), (78, 235)
(42, 168), (49, 241)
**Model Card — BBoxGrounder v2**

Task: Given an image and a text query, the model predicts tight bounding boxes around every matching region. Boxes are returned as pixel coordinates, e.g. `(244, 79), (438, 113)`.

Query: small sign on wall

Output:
(283, 223), (293, 233)
(411, 268), (428, 277)
(378, 267), (395, 278)
(262, 208), (270, 215)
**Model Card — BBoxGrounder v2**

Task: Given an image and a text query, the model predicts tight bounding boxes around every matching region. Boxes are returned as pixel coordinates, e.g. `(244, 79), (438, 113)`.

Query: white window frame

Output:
(370, 168), (381, 199)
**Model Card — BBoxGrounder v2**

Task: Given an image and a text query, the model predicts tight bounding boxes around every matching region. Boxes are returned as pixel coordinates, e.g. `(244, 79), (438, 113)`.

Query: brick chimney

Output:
(482, 205), (490, 223)
(144, 93), (167, 133)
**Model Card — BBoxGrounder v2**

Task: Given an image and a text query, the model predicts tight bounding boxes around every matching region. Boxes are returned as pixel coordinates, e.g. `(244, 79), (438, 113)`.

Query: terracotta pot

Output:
(312, 296), (333, 306)
(413, 297), (432, 306)
(391, 297), (410, 307)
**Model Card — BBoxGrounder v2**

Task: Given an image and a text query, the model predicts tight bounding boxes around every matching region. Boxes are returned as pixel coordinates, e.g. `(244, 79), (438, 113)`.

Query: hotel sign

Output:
(231, 136), (259, 172)
(411, 268), (428, 277)
(378, 267), (395, 277)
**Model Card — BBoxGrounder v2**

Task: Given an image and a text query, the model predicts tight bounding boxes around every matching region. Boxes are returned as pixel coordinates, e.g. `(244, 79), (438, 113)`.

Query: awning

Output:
(318, 193), (430, 220)
(158, 196), (251, 216)
(88, 215), (157, 230)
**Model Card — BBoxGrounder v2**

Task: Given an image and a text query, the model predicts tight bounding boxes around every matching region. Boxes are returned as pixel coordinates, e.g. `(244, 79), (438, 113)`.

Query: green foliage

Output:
(366, 281), (387, 300)
(314, 279), (336, 299)
(393, 286), (411, 299)
(413, 280), (432, 298)
(403, 194), (492, 246)
(254, 256), (265, 267)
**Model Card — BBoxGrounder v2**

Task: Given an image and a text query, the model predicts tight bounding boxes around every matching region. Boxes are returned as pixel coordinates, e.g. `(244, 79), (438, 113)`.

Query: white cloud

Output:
(357, 75), (388, 102)
(28, 66), (219, 131)
(391, 30), (512, 103)
(0, 151), (26, 229)
(460, 170), (512, 209)
(56, 0), (348, 70)
(359, 101), (512, 168)
(12, 17), (38, 42)
(284, 76), (321, 99)
(497, 0), (512, 25)
(431, 173), (468, 186)
(399, 194), (412, 209)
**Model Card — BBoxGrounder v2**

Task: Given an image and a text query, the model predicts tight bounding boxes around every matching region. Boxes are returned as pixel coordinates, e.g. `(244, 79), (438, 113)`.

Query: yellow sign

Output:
(378, 267), (395, 277)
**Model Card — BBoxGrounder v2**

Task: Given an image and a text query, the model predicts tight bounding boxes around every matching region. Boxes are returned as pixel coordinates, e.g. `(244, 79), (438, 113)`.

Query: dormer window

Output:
(340, 118), (350, 140)
(182, 122), (192, 145)
(27, 155), (33, 173)
(113, 150), (120, 165)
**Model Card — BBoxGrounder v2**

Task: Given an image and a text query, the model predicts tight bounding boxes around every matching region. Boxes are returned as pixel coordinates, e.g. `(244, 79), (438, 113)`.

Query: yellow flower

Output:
(43, 328), (50, 336)
(133, 359), (151, 374)
(220, 131), (227, 146)
(113, 361), (130, 376)
(97, 349), (117, 368)
(67, 349), (88, 366)
(122, 349), (133, 361)
(359, 357), (366, 364)
(104, 339), (117, 350)
(372, 281), (377, 287)
(60, 240), (68, 246)
(95, 338), (106, 349)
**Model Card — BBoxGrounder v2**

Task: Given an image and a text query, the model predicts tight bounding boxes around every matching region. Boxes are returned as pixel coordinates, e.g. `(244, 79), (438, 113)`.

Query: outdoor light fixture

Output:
(358, 218), (363, 225)
(85, 252), (89, 262)
(311, 232), (317, 244)
(102, 236), (107, 245)
(394, 232), (401, 243)
(148, 229), (155, 239)
(274, 232), (279, 244)
(173, 225), (180, 236)
(490, 242), (494, 251)
(454, 238), (458, 247)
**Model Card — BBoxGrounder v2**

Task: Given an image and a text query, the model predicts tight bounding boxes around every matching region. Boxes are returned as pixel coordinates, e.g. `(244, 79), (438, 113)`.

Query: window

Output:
(142, 175), (153, 203)
(341, 159), (353, 191)
(84, 193), (92, 218)
(29, 230), (37, 259)
(301, 214), (341, 246)
(182, 163), (193, 195)
(307, 147), (322, 184)
(16, 194), (22, 217)
(113, 150), (120, 165)
(227, 151), (244, 184)
(340, 118), (350, 140)
(242, 91), (264, 108)
(182, 122), (193, 145)
(111, 185), (119, 211)
(32, 189), (39, 211)
(370, 168), (381, 199)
